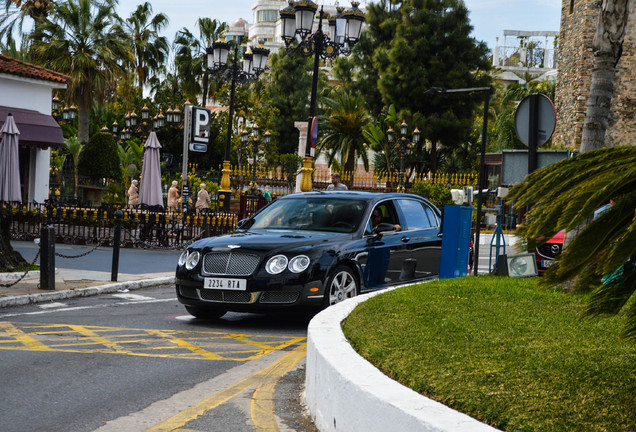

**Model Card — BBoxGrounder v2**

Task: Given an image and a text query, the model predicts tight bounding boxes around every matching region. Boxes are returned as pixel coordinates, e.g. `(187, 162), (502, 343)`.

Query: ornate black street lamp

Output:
(280, 1), (365, 191)
(387, 121), (420, 193)
(241, 124), (272, 193)
(206, 37), (270, 210)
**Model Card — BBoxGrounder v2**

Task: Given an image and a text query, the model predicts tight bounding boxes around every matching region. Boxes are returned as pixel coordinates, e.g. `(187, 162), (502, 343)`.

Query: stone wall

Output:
(554, 0), (635, 150)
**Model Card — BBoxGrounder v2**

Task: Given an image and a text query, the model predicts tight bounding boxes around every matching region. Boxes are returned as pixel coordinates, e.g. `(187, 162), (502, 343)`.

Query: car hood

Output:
(190, 229), (350, 254)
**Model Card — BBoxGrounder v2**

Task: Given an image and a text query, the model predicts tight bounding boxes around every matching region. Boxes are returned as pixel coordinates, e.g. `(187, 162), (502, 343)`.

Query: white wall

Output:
(0, 73), (64, 203)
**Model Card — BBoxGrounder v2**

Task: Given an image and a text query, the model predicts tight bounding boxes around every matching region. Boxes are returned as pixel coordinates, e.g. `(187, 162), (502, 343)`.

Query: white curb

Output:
(0, 277), (175, 308)
(305, 288), (500, 432)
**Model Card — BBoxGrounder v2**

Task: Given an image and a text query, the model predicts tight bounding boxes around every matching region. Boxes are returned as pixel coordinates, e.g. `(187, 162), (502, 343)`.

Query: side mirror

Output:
(237, 218), (248, 229)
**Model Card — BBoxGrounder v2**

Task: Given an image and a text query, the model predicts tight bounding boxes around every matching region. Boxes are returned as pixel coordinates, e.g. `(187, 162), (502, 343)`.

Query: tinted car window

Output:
(397, 199), (437, 229)
(244, 198), (366, 233)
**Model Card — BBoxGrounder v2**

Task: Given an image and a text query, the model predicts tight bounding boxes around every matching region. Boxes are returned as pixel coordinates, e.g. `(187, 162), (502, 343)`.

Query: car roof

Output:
(277, 191), (423, 202)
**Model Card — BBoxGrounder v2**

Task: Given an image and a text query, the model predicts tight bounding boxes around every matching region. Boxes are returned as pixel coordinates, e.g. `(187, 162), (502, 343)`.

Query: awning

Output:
(0, 106), (64, 149)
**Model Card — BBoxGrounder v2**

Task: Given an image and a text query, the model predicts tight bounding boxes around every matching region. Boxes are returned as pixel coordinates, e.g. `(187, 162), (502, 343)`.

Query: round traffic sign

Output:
(514, 93), (556, 147)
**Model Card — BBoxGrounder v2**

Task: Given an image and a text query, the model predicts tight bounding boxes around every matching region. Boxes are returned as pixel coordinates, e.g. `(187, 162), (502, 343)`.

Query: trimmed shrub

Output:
(78, 132), (122, 181)
(410, 181), (453, 208)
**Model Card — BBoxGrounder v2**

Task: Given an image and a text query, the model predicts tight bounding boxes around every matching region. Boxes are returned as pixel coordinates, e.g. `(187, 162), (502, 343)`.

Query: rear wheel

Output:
(185, 305), (227, 320)
(323, 265), (359, 307)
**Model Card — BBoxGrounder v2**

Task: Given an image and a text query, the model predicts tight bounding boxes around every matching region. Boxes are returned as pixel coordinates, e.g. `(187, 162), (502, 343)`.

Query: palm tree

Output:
(0, 0), (53, 45)
(64, 136), (83, 198)
(121, 2), (169, 93)
(31, 0), (132, 145)
(580, 0), (630, 151)
(318, 88), (370, 179)
(507, 146), (636, 340)
(174, 17), (226, 106)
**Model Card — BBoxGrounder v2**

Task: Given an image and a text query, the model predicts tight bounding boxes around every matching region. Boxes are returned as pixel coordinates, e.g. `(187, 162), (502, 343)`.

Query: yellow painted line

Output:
(68, 324), (132, 355)
(144, 343), (307, 432)
(0, 322), (305, 362)
(0, 321), (53, 351)
(145, 329), (226, 361)
(251, 344), (307, 431)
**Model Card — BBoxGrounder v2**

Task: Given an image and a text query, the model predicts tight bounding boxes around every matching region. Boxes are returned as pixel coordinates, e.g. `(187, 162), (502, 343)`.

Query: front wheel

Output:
(323, 265), (359, 307)
(185, 305), (227, 320)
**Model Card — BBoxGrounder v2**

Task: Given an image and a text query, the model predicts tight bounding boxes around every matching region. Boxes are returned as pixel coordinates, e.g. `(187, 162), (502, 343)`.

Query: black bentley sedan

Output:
(175, 191), (442, 319)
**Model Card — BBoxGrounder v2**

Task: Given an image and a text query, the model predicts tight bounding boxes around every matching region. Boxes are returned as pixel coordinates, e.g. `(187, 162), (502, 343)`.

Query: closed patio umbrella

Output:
(138, 131), (163, 207)
(0, 113), (22, 203)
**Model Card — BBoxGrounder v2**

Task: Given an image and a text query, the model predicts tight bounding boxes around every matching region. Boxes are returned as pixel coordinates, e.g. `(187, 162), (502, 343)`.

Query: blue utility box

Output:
(439, 205), (473, 279)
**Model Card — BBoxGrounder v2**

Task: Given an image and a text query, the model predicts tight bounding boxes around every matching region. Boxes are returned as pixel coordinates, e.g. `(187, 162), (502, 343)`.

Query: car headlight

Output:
(178, 250), (188, 267)
(266, 255), (288, 274)
(288, 255), (310, 273)
(185, 251), (200, 270)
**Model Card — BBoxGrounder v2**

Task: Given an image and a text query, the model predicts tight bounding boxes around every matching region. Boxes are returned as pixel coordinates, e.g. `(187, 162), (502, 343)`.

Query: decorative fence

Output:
(6, 170), (479, 250)
(5, 202), (239, 250)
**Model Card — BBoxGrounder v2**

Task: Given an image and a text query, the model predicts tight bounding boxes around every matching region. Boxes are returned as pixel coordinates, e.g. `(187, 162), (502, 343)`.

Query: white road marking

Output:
(38, 302), (67, 309)
(111, 293), (157, 301)
(0, 298), (174, 318)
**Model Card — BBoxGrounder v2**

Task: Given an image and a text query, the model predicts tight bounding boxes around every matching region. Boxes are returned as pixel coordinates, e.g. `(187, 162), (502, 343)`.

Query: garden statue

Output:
(127, 179), (139, 207)
(195, 183), (211, 210)
(167, 180), (180, 210)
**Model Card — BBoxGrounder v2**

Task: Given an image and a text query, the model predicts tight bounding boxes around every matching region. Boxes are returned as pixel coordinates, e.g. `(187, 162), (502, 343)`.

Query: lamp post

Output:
(387, 121), (420, 193)
(280, 1), (365, 192)
(426, 86), (492, 276)
(241, 125), (272, 193)
(207, 37), (269, 211)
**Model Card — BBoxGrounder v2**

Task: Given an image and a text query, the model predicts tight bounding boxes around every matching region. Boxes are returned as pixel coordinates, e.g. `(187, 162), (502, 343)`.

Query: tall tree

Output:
(0, 0), (53, 45)
(173, 17), (226, 106)
(318, 87), (370, 177)
(121, 2), (169, 93)
(64, 136), (83, 198)
(580, 0), (630, 152)
(31, 0), (132, 144)
(260, 49), (315, 155)
(375, 0), (491, 174)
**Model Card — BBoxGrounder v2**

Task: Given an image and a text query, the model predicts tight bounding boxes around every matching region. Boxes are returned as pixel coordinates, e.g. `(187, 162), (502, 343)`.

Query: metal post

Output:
(300, 8), (325, 192)
(111, 210), (123, 282)
(181, 104), (192, 212)
(40, 225), (55, 290)
(473, 88), (491, 276)
(528, 93), (538, 174)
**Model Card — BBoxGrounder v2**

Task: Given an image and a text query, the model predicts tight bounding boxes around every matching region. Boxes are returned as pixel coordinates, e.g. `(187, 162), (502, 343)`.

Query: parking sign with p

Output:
(191, 107), (210, 144)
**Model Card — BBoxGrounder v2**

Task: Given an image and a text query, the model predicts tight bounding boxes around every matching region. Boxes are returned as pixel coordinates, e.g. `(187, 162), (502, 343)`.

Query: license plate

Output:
(541, 260), (554, 267)
(203, 278), (247, 290)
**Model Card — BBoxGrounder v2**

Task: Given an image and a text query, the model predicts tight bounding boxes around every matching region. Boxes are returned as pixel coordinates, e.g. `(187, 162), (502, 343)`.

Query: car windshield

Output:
(243, 198), (366, 233)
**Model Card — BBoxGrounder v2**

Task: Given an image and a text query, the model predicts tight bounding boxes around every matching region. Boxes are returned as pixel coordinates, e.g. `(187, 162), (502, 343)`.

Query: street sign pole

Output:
(528, 94), (539, 174)
(181, 104), (192, 212)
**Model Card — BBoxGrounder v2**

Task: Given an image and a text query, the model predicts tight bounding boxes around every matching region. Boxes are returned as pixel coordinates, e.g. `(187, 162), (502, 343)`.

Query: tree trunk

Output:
(430, 138), (438, 175)
(0, 208), (27, 272)
(580, 0), (629, 153)
(77, 98), (90, 145)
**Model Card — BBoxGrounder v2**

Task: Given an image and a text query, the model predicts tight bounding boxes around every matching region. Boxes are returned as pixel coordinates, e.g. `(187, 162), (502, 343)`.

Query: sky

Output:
(116, 0), (562, 51)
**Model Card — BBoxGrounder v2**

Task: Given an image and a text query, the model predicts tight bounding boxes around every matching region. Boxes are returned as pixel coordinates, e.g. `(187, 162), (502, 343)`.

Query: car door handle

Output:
(400, 236), (410, 243)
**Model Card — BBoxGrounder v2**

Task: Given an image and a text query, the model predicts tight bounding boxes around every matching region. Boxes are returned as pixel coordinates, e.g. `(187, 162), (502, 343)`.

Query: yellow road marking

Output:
(251, 344), (306, 431)
(0, 321), (305, 361)
(145, 343), (307, 432)
(0, 321), (53, 351)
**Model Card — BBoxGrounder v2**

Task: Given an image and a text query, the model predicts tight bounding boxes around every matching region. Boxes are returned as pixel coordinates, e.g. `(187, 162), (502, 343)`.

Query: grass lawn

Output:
(342, 276), (636, 432)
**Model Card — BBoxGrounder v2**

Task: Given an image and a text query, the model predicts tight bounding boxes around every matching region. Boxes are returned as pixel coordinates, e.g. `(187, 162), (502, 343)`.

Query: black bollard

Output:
(111, 210), (123, 282)
(40, 225), (55, 290)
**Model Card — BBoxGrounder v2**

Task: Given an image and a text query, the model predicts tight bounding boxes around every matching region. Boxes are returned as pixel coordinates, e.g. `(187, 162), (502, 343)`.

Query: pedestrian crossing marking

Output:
(0, 321), (306, 361)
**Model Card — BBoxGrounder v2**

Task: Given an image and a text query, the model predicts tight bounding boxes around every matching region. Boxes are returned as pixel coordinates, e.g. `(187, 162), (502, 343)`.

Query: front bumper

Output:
(176, 277), (325, 311)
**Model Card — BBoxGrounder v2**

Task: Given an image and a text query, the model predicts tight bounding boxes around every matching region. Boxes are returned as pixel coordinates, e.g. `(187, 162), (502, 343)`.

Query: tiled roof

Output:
(0, 54), (70, 84)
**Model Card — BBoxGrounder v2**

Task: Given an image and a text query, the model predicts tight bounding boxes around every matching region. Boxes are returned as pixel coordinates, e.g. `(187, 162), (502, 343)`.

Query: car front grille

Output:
(537, 243), (562, 259)
(198, 289), (254, 303)
(259, 291), (300, 304)
(202, 252), (260, 276)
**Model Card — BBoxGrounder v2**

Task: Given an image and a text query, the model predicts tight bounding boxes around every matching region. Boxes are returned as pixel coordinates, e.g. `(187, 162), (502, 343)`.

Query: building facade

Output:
(554, 0), (636, 149)
(0, 55), (69, 203)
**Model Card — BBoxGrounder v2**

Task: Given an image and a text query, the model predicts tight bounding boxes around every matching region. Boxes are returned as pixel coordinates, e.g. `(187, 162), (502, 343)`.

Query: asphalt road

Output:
(0, 284), (317, 432)
(11, 240), (182, 274)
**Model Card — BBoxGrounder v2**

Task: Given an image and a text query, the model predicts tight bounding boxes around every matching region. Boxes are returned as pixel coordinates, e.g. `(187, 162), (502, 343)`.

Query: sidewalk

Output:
(0, 268), (174, 308)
